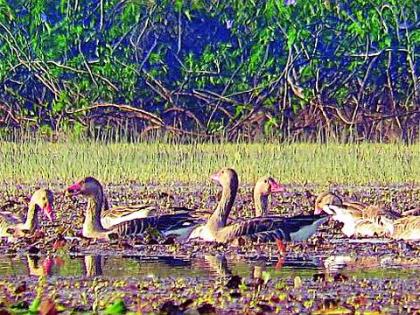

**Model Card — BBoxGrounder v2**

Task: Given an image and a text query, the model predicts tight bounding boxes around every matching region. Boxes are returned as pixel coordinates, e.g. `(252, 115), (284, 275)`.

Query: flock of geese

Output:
(0, 168), (419, 252)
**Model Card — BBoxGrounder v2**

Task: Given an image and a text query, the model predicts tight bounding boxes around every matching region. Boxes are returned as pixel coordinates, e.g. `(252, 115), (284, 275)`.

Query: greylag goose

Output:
(317, 192), (399, 237)
(253, 175), (327, 253)
(67, 177), (157, 229)
(189, 168), (329, 244)
(380, 215), (420, 241)
(66, 177), (196, 240)
(0, 189), (54, 239)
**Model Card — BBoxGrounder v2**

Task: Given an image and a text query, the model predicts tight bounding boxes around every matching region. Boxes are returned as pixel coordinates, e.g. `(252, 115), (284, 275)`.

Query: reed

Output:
(0, 138), (418, 186)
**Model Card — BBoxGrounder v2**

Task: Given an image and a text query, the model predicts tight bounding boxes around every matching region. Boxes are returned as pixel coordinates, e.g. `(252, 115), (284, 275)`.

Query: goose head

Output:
(254, 176), (285, 196)
(66, 177), (103, 197)
(31, 189), (54, 221)
(210, 168), (239, 190)
(315, 192), (343, 215)
(379, 216), (394, 236)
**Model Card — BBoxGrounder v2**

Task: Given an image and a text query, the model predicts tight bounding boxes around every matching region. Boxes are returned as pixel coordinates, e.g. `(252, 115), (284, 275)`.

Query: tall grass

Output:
(0, 139), (418, 185)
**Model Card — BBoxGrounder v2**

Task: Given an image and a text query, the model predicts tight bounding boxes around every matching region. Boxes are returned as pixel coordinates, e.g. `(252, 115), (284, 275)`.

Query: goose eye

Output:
(264, 180), (268, 183)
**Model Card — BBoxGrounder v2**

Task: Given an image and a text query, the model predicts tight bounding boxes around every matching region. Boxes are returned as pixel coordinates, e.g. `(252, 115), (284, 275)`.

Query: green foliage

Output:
(0, 0), (417, 139)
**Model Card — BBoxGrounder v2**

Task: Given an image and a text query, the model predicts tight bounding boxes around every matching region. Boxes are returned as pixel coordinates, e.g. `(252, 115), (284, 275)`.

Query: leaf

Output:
(29, 297), (41, 314)
(104, 299), (127, 315)
(184, 9), (191, 21)
(262, 271), (271, 284)
(287, 27), (297, 49)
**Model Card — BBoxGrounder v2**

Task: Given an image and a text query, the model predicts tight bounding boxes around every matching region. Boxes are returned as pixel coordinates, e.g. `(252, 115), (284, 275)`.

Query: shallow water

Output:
(0, 253), (418, 280)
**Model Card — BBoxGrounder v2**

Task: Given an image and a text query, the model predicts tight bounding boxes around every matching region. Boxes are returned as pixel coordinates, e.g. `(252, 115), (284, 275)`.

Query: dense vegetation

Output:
(0, 140), (418, 184)
(0, 0), (418, 141)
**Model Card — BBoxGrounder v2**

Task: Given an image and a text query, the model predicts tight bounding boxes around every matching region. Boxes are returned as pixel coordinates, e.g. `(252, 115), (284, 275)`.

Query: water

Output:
(0, 254), (417, 280)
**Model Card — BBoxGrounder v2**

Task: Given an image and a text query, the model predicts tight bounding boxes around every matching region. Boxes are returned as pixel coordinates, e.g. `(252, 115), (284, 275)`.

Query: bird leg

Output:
(276, 239), (287, 255)
(275, 239), (287, 270)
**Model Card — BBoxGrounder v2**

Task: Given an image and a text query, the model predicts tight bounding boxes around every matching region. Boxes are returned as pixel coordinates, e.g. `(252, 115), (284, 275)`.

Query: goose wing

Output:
(218, 215), (328, 243)
(111, 212), (200, 238)
(101, 204), (158, 228)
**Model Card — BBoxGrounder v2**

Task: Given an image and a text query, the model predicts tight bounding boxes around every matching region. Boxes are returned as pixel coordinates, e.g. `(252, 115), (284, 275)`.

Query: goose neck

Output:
(83, 191), (108, 236)
(207, 181), (237, 231)
(254, 190), (269, 217)
(22, 202), (39, 231)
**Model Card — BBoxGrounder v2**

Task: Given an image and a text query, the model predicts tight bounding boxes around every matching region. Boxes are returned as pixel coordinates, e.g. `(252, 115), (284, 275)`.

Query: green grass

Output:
(0, 140), (418, 185)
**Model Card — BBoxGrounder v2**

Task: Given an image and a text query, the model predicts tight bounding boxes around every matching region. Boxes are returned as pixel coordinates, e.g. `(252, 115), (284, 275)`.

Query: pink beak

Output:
(314, 206), (323, 215)
(66, 182), (82, 195)
(44, 204), (54, 221)
(210, 171), (221, 183)
(42, 257), (54, 275)
(269, 179), (285, 193)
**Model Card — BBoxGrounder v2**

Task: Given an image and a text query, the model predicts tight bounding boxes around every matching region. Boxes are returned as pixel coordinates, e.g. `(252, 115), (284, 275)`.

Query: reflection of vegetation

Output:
(0, 256), (26, 276)
(0, 1), (418, 140)
(0, 140), (418, 184)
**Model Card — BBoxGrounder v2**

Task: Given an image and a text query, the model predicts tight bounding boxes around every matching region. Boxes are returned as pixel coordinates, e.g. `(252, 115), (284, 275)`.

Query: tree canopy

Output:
(0, 0), (418, 141)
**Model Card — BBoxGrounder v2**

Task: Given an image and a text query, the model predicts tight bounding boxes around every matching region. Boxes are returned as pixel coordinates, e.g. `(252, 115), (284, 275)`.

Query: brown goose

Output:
(66, 177), (196, 240)
(188, 168), (329, 244)
(316, 192), (400, 237)
(67, 178), (157, 229)
(0, 189), (54, 239)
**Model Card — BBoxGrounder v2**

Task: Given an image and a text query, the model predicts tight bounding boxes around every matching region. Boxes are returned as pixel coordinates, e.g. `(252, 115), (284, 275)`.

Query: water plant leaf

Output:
(104, 299), (127, 315)
(262, 271), (271, 284)
(28, 297), (41, 314)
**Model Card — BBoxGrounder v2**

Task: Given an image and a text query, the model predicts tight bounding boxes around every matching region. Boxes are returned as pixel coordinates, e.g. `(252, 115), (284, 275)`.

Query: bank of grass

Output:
(0, 139), (418, 186)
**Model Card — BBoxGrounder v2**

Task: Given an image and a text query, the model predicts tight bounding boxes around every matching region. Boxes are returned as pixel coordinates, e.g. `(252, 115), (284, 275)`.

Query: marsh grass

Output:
(0, 138), (418, 186)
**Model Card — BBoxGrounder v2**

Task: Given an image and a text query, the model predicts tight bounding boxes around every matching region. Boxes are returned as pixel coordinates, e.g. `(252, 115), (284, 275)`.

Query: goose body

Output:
(353, 218), (387, 237)
(322, 204), (388, 237)
(66, 177), (199, 240)
(381, 216), (420, 241)
(318, 191), (401, 238)
(0, 189), (54, 240)
(111, 211), (199, 239)
(198, 214), (328, 243)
